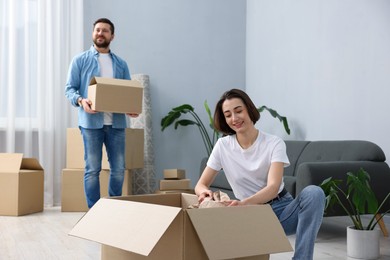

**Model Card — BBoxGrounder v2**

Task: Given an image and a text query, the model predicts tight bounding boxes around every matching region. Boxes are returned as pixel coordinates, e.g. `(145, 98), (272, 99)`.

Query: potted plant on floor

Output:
(320, 168), (390, 259)
(161, 101), (290, 157)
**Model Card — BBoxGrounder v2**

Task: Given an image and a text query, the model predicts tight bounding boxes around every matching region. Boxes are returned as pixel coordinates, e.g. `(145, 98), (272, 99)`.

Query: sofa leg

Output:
(375, 214), (388, 237)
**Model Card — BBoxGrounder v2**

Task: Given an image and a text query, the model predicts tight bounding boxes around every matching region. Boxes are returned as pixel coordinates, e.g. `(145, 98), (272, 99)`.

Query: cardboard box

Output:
(125, 128), (144, 170)
(66, 128), (144, 170)
(69, 193), (292, 260)
(66, 128), (109, 169)
(155, 189), (195, 195)
(88, 77), (143, 114)
(160, 179), (191, 191)
(0, 153), (44, 216)
(163, 169), (186, 179)
(61, 169), (132, 212)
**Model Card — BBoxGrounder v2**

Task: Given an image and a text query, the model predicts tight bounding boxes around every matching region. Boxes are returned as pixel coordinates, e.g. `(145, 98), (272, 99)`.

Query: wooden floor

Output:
(0, 207), (389, 260)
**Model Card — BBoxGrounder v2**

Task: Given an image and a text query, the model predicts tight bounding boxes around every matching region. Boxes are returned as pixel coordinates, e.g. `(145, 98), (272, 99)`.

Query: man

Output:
(65, 18), (138, 208)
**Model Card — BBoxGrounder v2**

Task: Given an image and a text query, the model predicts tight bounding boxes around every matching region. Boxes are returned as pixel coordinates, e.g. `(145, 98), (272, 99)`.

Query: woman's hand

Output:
(224, 200), (244, 207)
(198, 190), (213, 203)
(195, 166), (218, 202)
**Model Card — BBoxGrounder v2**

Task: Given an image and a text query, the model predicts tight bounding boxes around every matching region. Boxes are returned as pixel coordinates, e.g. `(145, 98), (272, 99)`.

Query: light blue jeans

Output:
(270, 185), (325, 260)
(80, 126), (125, 208)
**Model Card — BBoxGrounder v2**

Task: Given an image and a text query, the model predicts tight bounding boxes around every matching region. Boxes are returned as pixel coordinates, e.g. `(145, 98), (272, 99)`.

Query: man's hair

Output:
(213, 88), (260, 135)
(93, 18), (115, 34)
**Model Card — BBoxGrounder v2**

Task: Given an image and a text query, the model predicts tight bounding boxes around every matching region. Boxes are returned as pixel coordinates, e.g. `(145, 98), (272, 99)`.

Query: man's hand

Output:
(126, 113), (139, 118)
(81, 98), (97, 114)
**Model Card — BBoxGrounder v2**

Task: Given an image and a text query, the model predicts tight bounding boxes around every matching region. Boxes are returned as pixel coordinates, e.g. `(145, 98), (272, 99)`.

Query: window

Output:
(0, 0), (38, 128)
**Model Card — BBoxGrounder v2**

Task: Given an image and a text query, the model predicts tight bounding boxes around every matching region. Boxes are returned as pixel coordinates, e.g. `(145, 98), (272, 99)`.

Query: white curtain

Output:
(0, 0), (83, 206)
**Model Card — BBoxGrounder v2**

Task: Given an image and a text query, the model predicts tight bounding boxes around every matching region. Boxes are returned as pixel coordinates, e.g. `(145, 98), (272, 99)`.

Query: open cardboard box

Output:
(69, 193), (292, 260)
(0, 153), (44, 216)
(88, 77), (143, 114)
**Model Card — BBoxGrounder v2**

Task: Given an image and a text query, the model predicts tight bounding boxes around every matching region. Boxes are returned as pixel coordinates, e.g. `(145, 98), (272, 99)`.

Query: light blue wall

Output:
(247, 1), (390, 161)
(81, 1), (390, 192)
(83, 0), (247, 189)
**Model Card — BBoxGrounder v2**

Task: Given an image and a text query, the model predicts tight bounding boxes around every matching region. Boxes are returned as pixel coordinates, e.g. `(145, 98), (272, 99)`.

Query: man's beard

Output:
(93, 37), (110, 48)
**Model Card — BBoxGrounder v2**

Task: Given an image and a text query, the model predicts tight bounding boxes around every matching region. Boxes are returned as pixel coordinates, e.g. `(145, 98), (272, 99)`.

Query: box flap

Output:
(90, 77), (142, 88)
(0, 153), (23, 173)
(187, 205), (292, 260)
(21, 158), (43, 170)
(69, 198), (181, 256)
(181, 193), (199, 208)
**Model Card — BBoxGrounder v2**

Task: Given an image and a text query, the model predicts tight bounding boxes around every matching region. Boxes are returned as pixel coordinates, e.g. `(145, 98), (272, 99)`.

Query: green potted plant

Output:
(161, 100), (290, 157)
(320, 168), (390, 259)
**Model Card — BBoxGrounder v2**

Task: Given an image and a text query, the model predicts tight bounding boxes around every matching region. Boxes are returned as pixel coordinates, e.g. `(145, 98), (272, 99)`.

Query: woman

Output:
(195, 89), (325, 260)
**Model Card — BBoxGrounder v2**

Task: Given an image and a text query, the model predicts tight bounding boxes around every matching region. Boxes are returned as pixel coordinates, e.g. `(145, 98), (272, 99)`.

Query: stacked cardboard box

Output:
(62, 128), (144, 212)
(0, 153), (44, 216)
(66, 128), (144, 171)
(69, 193), (293, 259)
(156, 169), (194, 194)
(62, 78), (145, 211)
(61, 169), (132, 212)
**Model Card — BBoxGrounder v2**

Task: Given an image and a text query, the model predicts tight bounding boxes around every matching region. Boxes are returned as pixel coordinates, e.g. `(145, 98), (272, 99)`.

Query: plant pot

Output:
(347, 225), (380, 259)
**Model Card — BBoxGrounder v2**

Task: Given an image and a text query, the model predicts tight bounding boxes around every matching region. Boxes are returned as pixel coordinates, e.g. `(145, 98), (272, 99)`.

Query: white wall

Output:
(82, 0), (247, 188)
(247, 1), (390, 161)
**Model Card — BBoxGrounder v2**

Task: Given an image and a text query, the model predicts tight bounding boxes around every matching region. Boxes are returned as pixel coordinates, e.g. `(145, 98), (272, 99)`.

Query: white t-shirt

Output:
(98, 53), (114, 125)
(207, 130), (290, 200)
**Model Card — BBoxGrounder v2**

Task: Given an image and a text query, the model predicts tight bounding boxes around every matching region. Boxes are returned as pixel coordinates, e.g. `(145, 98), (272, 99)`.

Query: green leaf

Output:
(257, 105), (291, 135)
(161, 104), (195, 131)
(320, 177), (343, 211)
(347, 168), (378, 214)
(204, 100), (214, 130)
(161, 110), (182, 131)
(320, 167), (389, 230)
(174, 119), (199, 129)
(172, 104), (194, 112)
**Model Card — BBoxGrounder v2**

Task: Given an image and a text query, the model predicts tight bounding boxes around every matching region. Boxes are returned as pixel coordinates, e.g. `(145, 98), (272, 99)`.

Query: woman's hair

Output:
(214, 88), (260, 135)
(93, 18), (115, 34)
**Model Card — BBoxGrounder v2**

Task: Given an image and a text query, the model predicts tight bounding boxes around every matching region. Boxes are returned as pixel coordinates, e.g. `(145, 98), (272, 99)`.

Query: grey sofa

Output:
(200, 140), (390, 216)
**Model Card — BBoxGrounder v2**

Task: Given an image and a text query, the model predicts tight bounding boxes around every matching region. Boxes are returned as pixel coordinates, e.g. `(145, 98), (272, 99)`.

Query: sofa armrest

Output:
(295, 161), (390, 215)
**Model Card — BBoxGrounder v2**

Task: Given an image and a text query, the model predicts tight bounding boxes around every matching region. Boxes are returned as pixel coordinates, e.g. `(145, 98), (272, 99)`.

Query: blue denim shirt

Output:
(65, 46), (131, 129)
